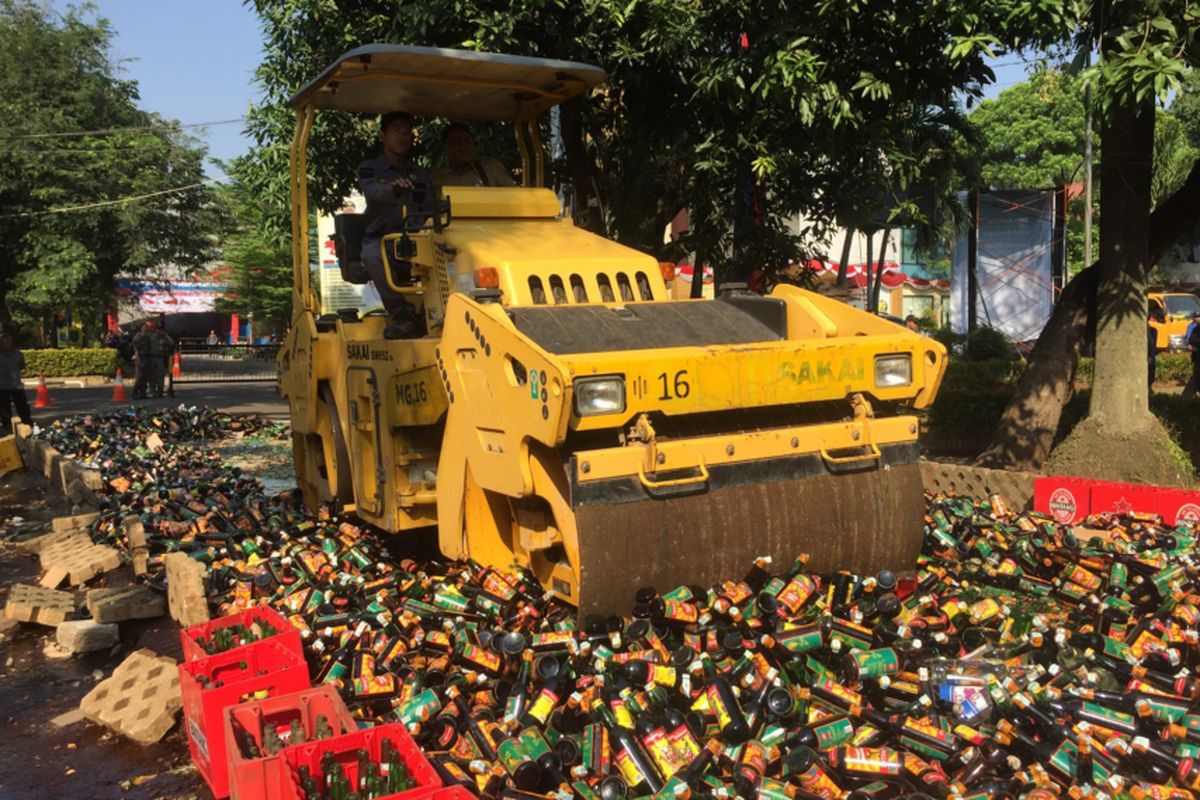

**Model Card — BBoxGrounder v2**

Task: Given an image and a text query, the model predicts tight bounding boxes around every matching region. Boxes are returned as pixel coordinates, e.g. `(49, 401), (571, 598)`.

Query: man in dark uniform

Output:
(357, 111), (430, 339)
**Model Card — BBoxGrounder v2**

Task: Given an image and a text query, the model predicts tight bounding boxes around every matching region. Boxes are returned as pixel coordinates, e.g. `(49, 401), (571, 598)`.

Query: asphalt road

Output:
(19, 381), (289, 424)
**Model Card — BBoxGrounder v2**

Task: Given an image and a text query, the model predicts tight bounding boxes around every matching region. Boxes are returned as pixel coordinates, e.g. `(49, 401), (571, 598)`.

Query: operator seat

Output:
(332, 213), (369, 284)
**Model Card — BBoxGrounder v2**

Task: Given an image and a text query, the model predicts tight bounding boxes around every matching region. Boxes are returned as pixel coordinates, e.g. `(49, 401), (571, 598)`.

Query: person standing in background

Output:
(0, 334), (32, 432)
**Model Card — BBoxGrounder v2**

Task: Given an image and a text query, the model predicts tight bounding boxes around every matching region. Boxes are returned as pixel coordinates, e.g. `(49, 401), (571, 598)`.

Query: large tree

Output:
(0, 0), (218, 341)
(240, 0), (992, 286)
(968, 2), (1200, 480)
(212, 175), (292, 333)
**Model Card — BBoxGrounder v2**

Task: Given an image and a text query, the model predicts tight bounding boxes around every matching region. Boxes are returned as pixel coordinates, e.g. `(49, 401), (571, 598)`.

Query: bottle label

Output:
(643, 727), (677, 775)
(396, 688), (442, 726)
(667, 722), (701, 762)
(794, 762), (842, 799)
(518, 728), (552, 760)
(706, 684), (736, 730)
(813, 678), (862, 711)
(778, 575), (817, 614)
(497, 739), (530, 776)
(614, 746), (645, 787)
(837, 747), (902, 776)
(661, 600), (699, 623)
(813, 718), (854, 750)
(740, 740), (767, 775)
(847, 648), (900, 679)
(646, 665), (678, 688)
(527, 688), (560, 725)
(459, 644), (502, 674)
(778, 625), (823, 654)
(611, 698), (636, 730)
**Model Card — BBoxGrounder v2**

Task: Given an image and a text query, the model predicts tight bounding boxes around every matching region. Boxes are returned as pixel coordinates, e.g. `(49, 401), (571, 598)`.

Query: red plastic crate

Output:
(1033, 476), (1093, 525)
(181, 605), (303, 663)
(1158, 489), (1200, 527)
(225, 685), (358, 800)
(180, 637), (311, 798)
(1089, 480), (1161, 519)
(279, 723), (442, 800)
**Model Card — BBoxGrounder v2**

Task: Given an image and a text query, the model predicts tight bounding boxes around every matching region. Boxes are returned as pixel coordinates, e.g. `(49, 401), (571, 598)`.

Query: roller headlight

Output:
(1170, 334), (1187, 350)
(574, 376), (626, 416)
(874, 354), (912, 388)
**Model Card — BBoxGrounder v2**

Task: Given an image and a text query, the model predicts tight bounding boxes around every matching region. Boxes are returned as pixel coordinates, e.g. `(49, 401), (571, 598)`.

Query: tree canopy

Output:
(241, 0), (996, 285)
(0, 0), (218, 340)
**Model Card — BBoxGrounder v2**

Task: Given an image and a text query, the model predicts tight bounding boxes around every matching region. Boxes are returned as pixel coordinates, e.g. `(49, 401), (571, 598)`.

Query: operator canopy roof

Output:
(290, 45), (607, 121)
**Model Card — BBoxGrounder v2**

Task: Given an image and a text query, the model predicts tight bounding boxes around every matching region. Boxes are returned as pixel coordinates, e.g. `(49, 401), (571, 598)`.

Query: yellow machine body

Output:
(279, 46), (947, 614)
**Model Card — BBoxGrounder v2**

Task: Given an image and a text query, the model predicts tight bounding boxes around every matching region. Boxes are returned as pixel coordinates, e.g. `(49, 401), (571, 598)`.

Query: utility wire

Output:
(0, 182), (209, 219)
(0, 118), (245, 141)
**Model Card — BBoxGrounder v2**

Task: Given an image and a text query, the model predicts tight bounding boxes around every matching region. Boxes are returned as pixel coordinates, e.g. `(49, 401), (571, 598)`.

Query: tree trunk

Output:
(863, 232), (875, 310)
(835, 228), (854, 288)
(1088, 96), (1155, 432)
(974, 265), (1096, 469)
(559, 98), (604, 235)
(977, 157), (1200, 470)
(870, 228), (891, 313)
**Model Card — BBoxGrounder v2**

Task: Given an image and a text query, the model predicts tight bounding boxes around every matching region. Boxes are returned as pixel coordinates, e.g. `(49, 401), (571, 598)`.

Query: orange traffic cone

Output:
(111, 369), (128, 402)
(171, 351), (182, 378)
(33, 374), (51, 408)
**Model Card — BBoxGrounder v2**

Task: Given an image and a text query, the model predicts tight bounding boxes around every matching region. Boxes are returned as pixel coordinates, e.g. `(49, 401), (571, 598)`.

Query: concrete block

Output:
(86, 585), (165, 624)
(80, 648), (180, 745)
(38, 532), (121, 586)
(65, 479), (101, 509)
(43, 447), (62, 481)
(38, 533), (91, 571)
(56, 619), (120, 654)
(165, 552), (209, 628)
(52, 511), (100, 532)
(39, 564), (68, 589)
(50, 708), (86, 727)
(13, 527), (78, 556)
(123, 517), (149, 576)
(3, 583), (76, 625)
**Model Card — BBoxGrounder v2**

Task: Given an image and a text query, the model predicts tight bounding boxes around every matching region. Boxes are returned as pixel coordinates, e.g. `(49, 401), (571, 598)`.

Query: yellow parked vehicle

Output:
(1148, 291), (1200, 351)
(278, 45), (947, 614)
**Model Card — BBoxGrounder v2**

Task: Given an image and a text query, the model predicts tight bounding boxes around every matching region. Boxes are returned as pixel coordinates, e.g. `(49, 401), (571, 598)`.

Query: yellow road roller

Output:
(278, 45), (947, 614)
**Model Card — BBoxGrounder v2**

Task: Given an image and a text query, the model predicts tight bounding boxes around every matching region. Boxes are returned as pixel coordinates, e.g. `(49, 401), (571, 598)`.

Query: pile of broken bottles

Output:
(39, 407), (1200, 799)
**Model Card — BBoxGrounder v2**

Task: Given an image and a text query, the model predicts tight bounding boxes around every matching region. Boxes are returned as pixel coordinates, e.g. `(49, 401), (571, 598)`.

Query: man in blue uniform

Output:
(357, 111), (431, 339)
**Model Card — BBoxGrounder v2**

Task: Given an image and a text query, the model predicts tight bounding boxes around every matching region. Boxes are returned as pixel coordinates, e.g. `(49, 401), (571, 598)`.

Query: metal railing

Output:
(172, 340), (280, 383)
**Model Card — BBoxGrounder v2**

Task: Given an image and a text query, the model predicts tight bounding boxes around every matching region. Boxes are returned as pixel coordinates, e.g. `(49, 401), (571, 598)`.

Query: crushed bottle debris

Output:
(39, 406), (1200, 798)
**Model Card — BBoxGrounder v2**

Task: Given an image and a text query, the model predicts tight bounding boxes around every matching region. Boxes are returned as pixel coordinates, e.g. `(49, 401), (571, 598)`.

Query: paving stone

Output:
(3, 583), (76, 626)
(80, 648), (180, 745)
(165, 552), (209, 628)
(86, 585), (165, 624)
(52, 512), (100, 532)
(56, 619), (120, 654)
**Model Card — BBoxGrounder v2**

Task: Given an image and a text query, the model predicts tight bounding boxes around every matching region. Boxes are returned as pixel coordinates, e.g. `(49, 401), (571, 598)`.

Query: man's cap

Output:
(144, 320), (155, 328)
(1192, 311), (1200, 319)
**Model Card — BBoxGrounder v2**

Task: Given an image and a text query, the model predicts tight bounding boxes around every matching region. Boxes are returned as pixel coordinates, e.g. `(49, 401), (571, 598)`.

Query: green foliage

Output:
(941, 357), (1026, 389)
(925, 390), (1012, 455)
(213, 179), (293, 330)
(970, 68), (1087, 190)
(240, 0), (997, 282)
(1153, 111), (1199, 209)
(0, 1), (221, 338)
(22, 347), (120, 377)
